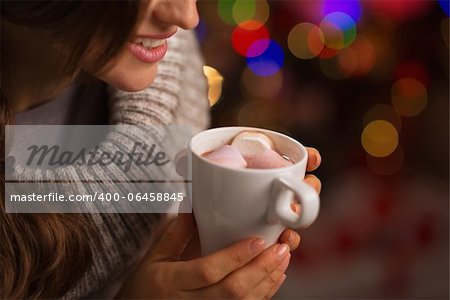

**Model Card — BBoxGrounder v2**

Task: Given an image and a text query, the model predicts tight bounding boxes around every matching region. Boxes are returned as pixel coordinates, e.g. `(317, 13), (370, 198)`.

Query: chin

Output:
(112, 72), (157, 92)
(99, 63), (159, 92)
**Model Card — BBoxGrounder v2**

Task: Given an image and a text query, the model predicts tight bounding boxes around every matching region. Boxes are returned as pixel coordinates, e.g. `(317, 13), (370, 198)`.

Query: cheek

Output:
(97, 49), (159, 92)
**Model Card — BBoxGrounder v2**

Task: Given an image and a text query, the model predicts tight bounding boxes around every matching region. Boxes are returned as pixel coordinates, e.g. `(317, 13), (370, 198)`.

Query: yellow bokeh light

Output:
(232, 0), (270, 29)
(241, 67), (283, 99)
(288, 23), (324, 59)
(361, 120), (398, 157)
(203, 65), (224, 107)
(391, 78), (428, 117)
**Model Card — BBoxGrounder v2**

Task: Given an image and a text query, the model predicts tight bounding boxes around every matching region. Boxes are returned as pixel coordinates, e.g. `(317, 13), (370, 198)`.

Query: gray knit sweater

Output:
(13, 29), (210, 298)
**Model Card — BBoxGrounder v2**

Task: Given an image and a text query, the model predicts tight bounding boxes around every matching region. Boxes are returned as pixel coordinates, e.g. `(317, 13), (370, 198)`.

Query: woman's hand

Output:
(117, 148), (322, 299)
(278, 147), (322, 252)
(117, 214), (291, 299)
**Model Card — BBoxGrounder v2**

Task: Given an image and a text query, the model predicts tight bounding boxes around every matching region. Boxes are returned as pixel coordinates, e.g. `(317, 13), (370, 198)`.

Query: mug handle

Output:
(267, 174), (320, 228)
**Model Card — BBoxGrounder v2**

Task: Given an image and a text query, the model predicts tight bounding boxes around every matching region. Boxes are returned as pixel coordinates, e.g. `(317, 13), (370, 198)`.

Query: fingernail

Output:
(277, 243), (289, 256)
(250, 238), (265, 254)
(315, 153), (321, 167)
(278, 254), (291, 271)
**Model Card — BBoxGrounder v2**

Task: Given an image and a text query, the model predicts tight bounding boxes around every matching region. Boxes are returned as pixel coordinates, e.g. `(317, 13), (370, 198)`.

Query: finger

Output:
(148, 213), (195, 262)
(216, 244), (289, 298)
(191, 244), (290, 299)
(279, 229), (301, 251)
(304, 174), (322, 194)
(265, 274), (287, 299)
(171, 237), (266, 290)
(306, 147), (321, 172)
(243, 254), (290, 300)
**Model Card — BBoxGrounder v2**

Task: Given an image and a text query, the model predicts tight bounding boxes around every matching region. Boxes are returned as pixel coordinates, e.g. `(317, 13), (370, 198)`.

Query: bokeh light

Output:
(320, 12), (357, 50)
(232, 0), (256, 25)
(241, 67), (283, 99)
(231, 21), (269, 57)
(203, 66), (224, 107)
(232, 0), (270, 28)
(195, 20), (207, 44)
(288, 23), (325, 60)
(218, 0), (237, 25)
(319, 45), (340, 59)
(337, 47), (358, 77)
(322, 0), (362, 22)
(391, 78), (428, 117)
(247, 40), (285, 77)
(337, 35), (376, 77)
(438, 0), (449, 16)
(362, 120), (399, 157)
(363, 104), (402, 133)
(366, 145), (404, 175)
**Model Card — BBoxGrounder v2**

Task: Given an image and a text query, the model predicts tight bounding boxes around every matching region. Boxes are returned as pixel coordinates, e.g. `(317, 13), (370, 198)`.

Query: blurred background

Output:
(196, 0), (449, 299)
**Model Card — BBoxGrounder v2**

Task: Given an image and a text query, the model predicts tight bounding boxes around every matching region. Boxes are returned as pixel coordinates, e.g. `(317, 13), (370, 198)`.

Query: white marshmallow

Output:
(231, 131), (274, 157)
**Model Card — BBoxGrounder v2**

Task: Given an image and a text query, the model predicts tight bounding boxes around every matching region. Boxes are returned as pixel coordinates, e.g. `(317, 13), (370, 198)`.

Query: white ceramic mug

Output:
(176, 127), (320, 255)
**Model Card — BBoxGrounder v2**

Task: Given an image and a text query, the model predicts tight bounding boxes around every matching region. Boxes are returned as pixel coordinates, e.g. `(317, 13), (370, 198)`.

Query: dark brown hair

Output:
(1, 1), (142, 298)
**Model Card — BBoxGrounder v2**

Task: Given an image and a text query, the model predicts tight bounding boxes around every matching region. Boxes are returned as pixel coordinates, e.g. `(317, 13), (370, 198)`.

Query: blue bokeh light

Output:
(247, 40), (284, 77)
(195, 19), (207, 43)
(322, 0), (362, 22)
(438, 0), (449, 16)
(322, 12), (357, 47)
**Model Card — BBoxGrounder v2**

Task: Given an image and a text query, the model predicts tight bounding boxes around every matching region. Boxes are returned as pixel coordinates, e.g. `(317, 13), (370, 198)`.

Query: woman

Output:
(0, 0), (322, 298)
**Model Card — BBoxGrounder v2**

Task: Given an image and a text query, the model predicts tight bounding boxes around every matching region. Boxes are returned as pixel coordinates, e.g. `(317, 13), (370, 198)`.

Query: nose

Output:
(152, 0), (199, 30)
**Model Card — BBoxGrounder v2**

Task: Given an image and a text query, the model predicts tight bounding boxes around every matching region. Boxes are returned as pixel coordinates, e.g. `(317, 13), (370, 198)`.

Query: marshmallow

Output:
(203, 145), (247, 169)
(245, 148), (293, 169)
(231, 131), (274, 157)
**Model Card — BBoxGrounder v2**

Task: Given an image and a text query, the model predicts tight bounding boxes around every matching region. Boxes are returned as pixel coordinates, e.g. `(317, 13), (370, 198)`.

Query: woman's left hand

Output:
(278, 147), (322, 251)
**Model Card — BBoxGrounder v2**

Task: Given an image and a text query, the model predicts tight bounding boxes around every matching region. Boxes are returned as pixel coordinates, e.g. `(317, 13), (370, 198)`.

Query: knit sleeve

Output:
(9, 30), (209, 299)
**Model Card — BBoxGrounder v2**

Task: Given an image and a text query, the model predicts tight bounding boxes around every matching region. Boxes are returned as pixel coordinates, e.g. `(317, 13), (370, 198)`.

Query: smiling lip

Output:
(127, 30), (177, 63)
(127, 42), (168, 63)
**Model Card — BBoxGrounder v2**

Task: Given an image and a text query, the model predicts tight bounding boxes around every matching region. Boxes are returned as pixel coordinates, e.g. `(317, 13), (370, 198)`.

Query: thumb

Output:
(148, 213), (195, 262)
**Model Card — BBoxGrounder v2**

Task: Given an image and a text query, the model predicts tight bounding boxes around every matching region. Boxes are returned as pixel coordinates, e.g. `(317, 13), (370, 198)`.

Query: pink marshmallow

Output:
(245, 149), (293, 169)
(203, 145), (248, 169)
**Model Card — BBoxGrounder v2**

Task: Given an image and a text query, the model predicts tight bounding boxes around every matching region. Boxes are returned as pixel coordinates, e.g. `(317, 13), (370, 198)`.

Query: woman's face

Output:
(97, 0), (199, 92)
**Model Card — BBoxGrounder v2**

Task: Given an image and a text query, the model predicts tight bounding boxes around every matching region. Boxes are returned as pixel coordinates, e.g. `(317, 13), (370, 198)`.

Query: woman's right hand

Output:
(116, 214), (291, 299)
